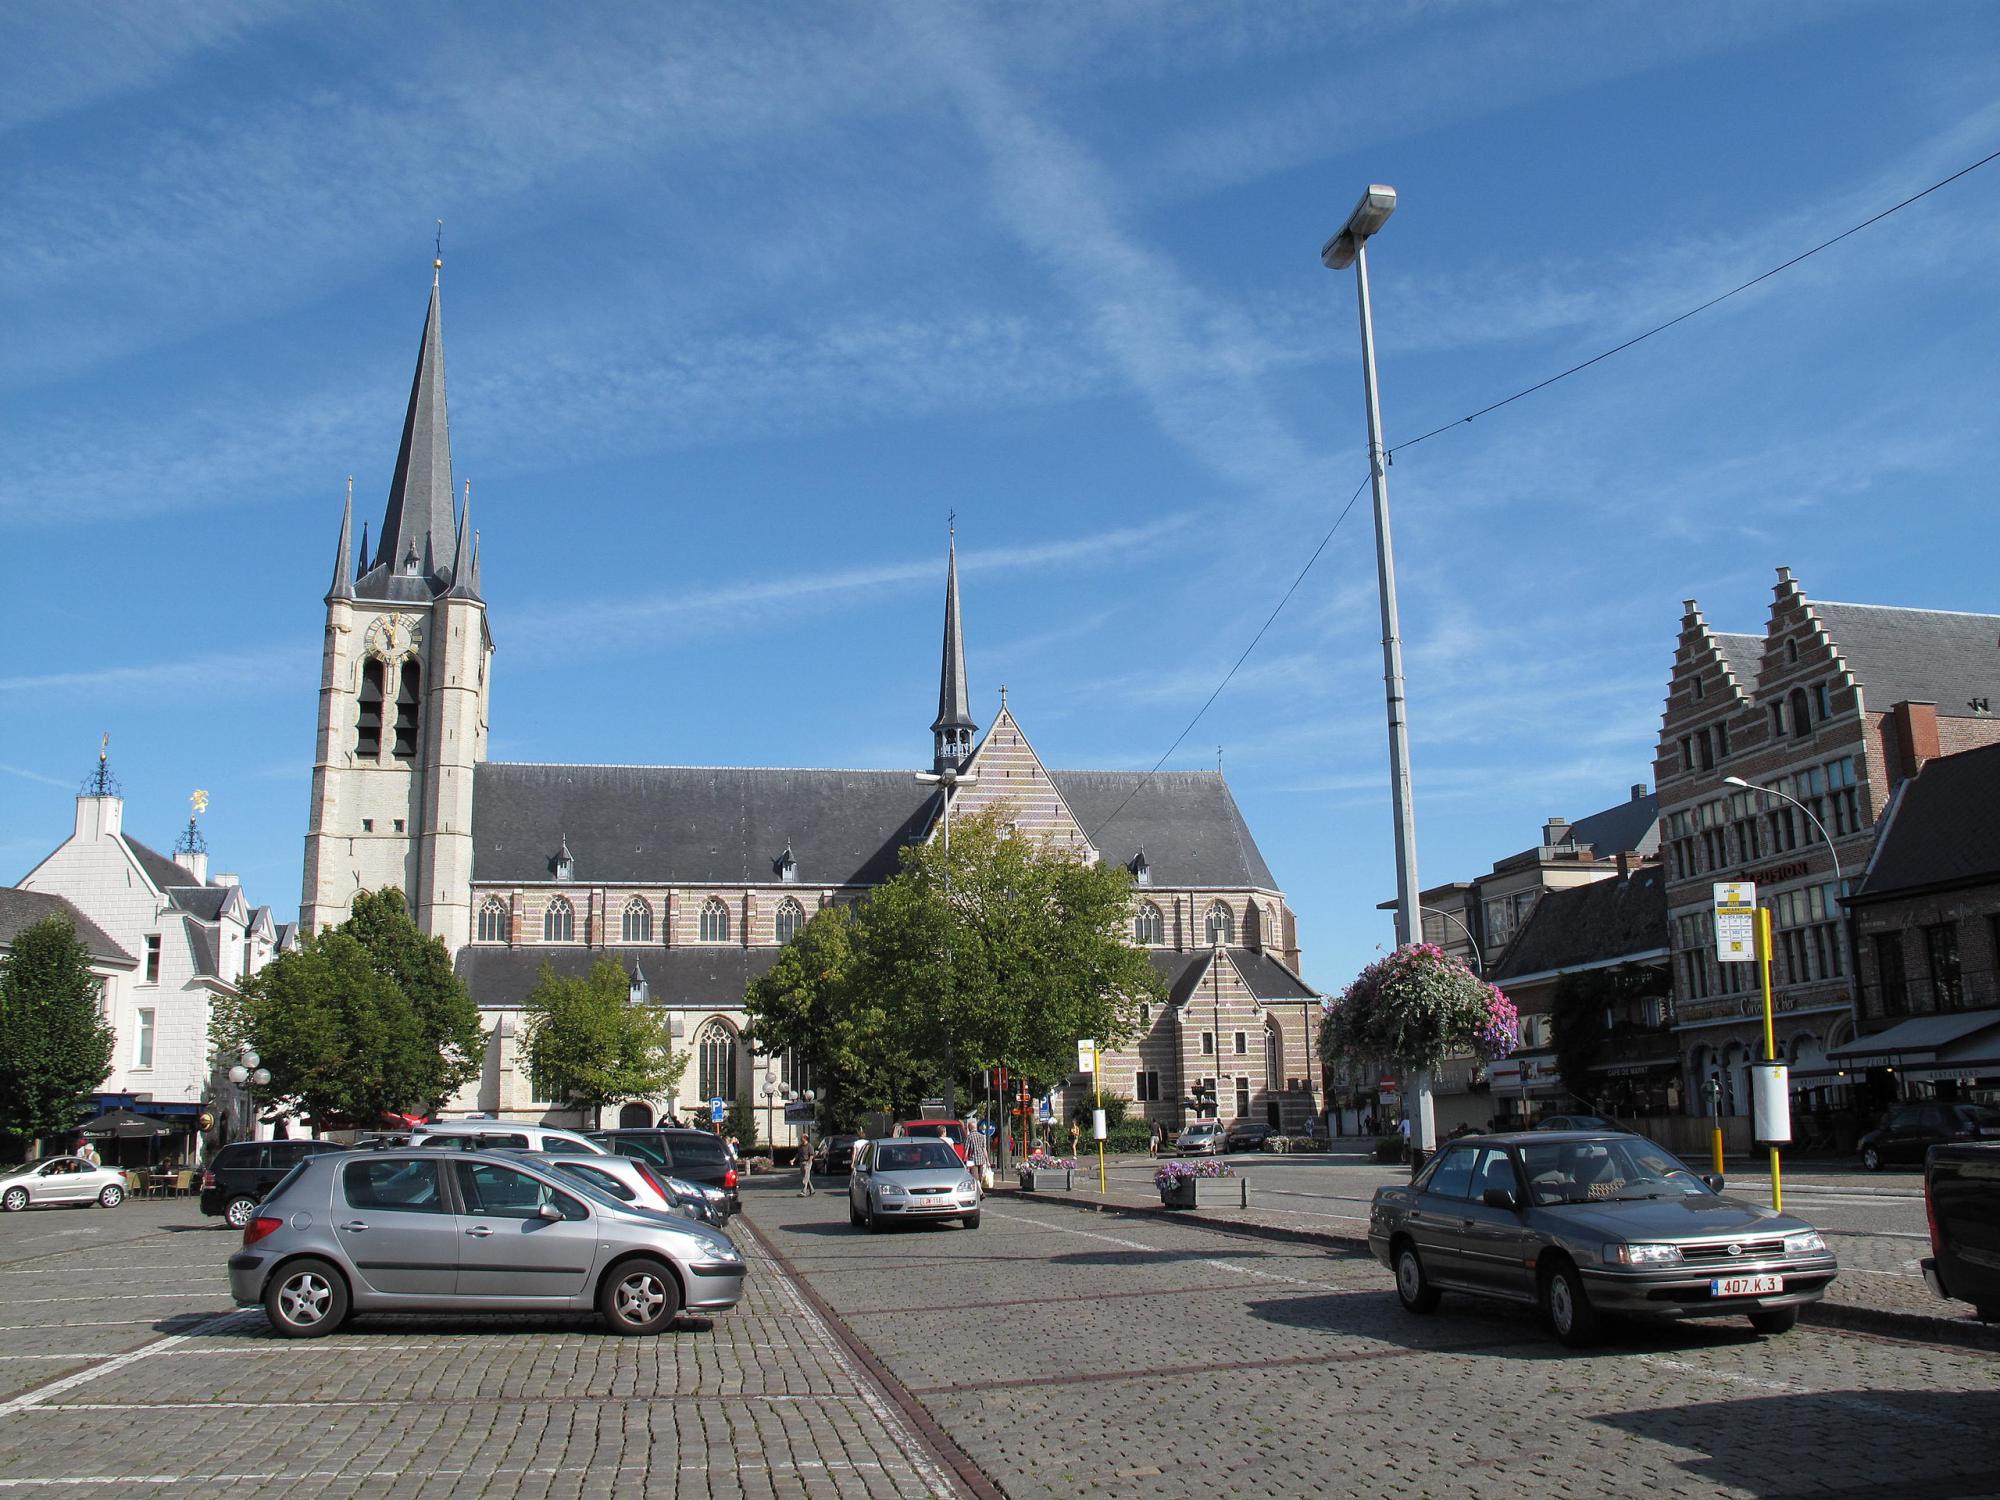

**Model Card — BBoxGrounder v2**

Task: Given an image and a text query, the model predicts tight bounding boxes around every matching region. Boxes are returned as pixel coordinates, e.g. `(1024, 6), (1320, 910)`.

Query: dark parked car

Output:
(1534, 1114), (1622, 1132)
(1859, 1102), (2000, 1170)
(1224, 1122), (1273, 1152)
(822, 1133), (864, 1177)
(1920, 1142), (2000, 1322)
(1368, 1130), (1838, 1347)
(588, 1128), (738, 1214)
(200, 1139), (347, 1227)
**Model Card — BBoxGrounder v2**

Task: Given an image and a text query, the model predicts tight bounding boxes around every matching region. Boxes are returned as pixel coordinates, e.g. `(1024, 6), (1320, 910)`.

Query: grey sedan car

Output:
(849, 1139), (981, 1230)
(0, 1156), (129, 1211)
(1368, 1131), (1839, 1347)
(227, 1149), (745, 1338)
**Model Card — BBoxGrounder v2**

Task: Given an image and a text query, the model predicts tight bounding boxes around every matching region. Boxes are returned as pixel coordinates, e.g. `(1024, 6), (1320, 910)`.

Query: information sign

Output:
(1712, 881), (1758, 963)
(1076, 1039), (1097, 1074)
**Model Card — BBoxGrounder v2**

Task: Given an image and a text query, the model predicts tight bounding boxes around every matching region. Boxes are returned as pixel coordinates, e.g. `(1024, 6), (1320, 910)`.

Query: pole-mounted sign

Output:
(1712, 881), (1757, 963)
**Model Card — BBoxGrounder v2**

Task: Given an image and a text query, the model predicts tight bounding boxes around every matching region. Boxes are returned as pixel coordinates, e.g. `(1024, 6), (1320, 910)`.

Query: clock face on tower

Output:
(365, 613), (423, 659)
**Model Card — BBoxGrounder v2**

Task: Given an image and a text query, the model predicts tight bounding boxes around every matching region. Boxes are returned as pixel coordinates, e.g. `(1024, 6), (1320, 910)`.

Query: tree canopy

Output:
(0, 914), (116, 1145)
(746, 807), (1161, 1131)
(519, 957), (686, 1125)
(213, 888), (485, 1128)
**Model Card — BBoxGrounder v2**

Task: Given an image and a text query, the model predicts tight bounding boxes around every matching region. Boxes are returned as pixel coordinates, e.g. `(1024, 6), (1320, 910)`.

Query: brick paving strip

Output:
(998, 1169), (2000, 1352)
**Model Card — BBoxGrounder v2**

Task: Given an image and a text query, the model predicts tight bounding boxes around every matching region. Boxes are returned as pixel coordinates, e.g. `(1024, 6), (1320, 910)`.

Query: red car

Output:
(896, 1119), (969, 1162)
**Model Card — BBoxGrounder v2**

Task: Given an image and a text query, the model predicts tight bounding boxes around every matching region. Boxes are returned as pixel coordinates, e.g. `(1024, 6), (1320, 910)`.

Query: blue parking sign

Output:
(709, 1096), (727, 1122)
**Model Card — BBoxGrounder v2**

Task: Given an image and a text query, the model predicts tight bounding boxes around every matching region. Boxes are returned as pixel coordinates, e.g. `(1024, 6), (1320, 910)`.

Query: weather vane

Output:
(434, 218), (444, 272)
(192, 789), (209, 816)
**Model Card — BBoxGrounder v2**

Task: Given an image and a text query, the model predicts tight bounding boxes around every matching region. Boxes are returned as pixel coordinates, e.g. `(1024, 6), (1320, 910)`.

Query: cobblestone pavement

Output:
(748, 1175), (2000, 1500)
(0, 1194), (968, 1498)
(1039, 1151), (1967, 1324)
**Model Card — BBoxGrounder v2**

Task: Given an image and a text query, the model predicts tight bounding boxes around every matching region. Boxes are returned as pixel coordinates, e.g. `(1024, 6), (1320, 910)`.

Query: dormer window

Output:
(776, 843), (798, 884)
(628, 965), (650, 1005)
(553, 836), (574, 883)
(1129, 849), (1151, 886)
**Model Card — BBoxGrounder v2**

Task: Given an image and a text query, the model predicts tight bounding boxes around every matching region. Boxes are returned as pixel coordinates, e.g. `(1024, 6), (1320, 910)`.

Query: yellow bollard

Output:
(1712, 1125), (1725, 1176)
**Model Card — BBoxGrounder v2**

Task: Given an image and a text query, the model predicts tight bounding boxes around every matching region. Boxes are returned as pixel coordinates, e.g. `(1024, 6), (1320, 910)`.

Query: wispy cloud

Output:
(0, 762), (73, 789)
(0, 648), (307, 697)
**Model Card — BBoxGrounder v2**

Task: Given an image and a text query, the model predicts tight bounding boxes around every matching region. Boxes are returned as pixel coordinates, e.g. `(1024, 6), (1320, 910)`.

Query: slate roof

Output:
(122, 837), (197, 893)
(471, 764), (1283, 892)
(1816, 601), (2000, 720)
(1490, 866), (1669, 984)
(166, 886), (230, 922)
(358, 272), (458, 595)
(1565, 790), (1659, 858)
(0, 888), (136, 967)
(455, 944), (781, 1010)
(180, 915), (220, 979)
(1850, 740), (2000, 901)
(1712, 632), (1762, 692)
(1148, 947), (1321, 1006)
(1048, 771), (1278, 889)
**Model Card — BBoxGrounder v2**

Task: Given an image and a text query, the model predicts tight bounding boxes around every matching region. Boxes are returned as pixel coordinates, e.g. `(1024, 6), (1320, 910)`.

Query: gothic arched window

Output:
(774, 897), (804, 945)
(1205, 901), (1235, 946)
(697, 1018), (739, 1102)
(622, 897), (652, 943)
(543, 895), (575, 943)
(699, 897), (730, 943)
(1134, 902), (1164, 945)
(477, 896), (509, 943)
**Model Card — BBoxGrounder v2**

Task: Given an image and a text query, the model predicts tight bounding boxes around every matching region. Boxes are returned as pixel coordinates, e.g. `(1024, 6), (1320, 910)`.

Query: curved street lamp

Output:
(1722, 775), (1857, 1016)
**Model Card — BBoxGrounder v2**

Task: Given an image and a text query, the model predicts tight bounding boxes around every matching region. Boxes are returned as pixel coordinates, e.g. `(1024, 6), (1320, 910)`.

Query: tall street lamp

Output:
(914, 766), (980, 1130)
(1722, 776), (1858, 1025)
(1323, 183), (1434, 1159)
(226, 1046), (270, 1141)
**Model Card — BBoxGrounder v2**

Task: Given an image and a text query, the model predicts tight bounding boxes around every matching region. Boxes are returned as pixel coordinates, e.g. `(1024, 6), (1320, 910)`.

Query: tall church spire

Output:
(931, 524), (976, 772)
(369, 258), (455, 589)
(328, 478), (355, 602)
(446, 481), (481, 601)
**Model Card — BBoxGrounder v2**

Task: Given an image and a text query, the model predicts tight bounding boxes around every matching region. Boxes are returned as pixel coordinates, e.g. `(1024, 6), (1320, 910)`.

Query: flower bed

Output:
(1154, 1158), (1245, 1209)
(1018, 1152), (1077, 1192)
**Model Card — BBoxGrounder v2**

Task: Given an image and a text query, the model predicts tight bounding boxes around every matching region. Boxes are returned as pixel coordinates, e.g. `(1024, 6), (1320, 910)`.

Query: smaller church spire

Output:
(446, 480), (481, 600)
(931, 523), (976, 772)
(356, 519), (369, 581)
(328, 479), (355, 602)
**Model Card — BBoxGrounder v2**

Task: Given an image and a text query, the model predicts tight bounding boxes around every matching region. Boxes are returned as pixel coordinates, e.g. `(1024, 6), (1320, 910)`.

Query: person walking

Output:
(797, 1128), (815, 1197)
(1069, 1117), (1081, 1160)
(1148, 1120), (1163, 1158)
(75, 1138), (100, 1167)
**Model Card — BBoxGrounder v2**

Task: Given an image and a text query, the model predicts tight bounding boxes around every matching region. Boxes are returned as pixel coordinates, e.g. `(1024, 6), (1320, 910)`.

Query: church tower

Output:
(931, 528), (977, 773)
(301, 259), (492, 953)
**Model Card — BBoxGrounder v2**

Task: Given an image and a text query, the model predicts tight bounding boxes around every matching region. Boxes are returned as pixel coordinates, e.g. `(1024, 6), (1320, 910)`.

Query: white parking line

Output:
(0, 1293), (224, 1306)
(0, 1310), (256, 1419)
(984, 1207), (1350, 1291)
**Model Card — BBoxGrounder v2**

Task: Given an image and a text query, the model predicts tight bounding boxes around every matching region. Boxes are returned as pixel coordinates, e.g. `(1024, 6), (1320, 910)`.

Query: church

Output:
(301, 265), (1323, 1145)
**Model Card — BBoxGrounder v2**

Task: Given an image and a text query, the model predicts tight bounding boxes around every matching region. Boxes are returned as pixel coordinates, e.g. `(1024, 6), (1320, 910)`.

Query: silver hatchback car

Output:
(227, 1149), (746, 1338)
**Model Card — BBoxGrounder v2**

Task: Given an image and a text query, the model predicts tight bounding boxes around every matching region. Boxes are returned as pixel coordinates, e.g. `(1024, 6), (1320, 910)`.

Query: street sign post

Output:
(708, 1096), (727, 1126)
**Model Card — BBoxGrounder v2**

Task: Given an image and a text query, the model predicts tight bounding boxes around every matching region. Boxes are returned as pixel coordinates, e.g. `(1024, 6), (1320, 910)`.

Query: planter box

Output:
(1019, 1169), (1072, 1193)
(1158, 1175), (1248, 1210)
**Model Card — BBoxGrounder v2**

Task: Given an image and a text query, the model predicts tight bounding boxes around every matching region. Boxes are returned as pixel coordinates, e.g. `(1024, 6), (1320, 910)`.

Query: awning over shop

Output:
(1827, 1010), (2000, 1068)
(1591, 1058), (1678, 1078)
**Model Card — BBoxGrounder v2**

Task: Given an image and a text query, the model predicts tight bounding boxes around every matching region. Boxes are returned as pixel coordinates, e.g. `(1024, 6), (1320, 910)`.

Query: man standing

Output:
(798, 1129), (815, 1197)
(75, 1137), (100, 1167)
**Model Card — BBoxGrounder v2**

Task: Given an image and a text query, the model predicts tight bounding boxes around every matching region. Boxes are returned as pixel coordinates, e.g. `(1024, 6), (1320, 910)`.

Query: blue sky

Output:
(4, 1), (1998, 994)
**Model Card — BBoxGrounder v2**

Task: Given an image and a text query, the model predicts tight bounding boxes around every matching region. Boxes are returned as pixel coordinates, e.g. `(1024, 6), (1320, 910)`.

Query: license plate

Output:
(1711, 1274), (1783, 1297)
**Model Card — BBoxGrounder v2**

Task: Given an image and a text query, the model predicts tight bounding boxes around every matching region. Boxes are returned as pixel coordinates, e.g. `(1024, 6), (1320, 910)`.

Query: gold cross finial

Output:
(191, 789), (209, 816)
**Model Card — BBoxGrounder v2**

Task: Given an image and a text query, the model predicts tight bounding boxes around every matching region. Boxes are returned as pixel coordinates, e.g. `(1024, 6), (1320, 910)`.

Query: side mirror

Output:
(1700, 1173), (1725, 1193)
(1482, 1187), (1520, 1212)
(537, 1201), (563, 1221)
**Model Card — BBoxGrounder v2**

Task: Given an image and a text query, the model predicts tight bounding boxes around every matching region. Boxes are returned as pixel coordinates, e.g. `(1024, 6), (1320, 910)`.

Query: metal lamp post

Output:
(226, 1046), (270, 1142)
(913, 766), (979, 1130)
(1323, 183), (1433, 1162)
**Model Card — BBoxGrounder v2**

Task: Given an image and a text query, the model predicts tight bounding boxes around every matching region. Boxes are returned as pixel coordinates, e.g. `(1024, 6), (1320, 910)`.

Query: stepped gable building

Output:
(1654, 568), (2000, 1125)
(302, 267), (1320, 1138)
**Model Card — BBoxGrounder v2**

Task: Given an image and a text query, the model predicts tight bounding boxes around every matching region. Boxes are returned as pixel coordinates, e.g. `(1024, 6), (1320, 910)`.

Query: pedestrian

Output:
(1069, 1118), (1081, 1159)
(75, 1137), (99, 1167)
(798, 1128), (815, 1197)
(1148, 1120), (1163, 1158)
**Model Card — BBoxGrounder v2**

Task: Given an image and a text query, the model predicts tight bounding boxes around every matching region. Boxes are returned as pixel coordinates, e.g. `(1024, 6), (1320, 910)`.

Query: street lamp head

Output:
(1321, 184), (1397, 270)
(251, 1068), (271, 1086)
(227, 1065), (248, 1085)
(1722, 775), (1751, 789)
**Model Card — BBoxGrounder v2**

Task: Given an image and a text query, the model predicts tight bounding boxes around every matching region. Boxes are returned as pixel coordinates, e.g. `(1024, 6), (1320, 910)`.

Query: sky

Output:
(4, 1), (1998, 996)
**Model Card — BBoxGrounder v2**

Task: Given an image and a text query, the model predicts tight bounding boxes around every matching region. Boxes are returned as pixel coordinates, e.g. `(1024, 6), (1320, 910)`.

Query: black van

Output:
(1921, 1142), (2000, 1322)
(199, 1139), (346, 1227)
(587, 1128), (738, 1214)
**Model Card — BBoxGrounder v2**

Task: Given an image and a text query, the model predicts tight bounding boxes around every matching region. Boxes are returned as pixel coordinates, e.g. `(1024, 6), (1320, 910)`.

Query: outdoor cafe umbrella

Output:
(77, 1110), (171, 1139)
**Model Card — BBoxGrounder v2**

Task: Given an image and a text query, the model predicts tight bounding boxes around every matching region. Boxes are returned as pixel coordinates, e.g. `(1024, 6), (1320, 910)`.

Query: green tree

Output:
(520, 958), (687, 1127)
(214, 889), (487, 1127)
(0, 915), (116, 1147)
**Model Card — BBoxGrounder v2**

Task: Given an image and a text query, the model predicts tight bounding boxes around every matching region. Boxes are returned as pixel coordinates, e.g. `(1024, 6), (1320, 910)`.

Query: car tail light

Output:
(723, 1168), (738, 1189)
(1924, 1171), (1943, 1259)
(243, 1215), (284, 1247)
(633, 1160), (666, 1199)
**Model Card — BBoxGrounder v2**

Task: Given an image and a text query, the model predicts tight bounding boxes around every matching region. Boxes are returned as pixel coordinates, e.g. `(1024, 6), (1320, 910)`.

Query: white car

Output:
(0, 1156), (130, 1211)
(411, 1122), (609, 1155)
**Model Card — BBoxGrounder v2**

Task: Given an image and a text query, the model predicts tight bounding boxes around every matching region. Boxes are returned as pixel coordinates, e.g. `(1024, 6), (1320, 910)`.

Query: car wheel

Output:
(1542, 1259), (1602, 1348)
(962, 1211), (981, 1230)
(848, 1198), (863, 1227)
(599, 1258), (681, 1336)
(1393, 1240), (1440, 1314)
(867, 1201), (884, 1234)
(224, 1195), (258, 1229)
(1748, 1307), (1798, 1335)
(1, 1187), (28, 1213)
(264, 1258), (348, 1338)
(1862, 1146), (1882, 1171)
(97, 1184), (124, 1208)
(1974, 1303), (2000, 1325)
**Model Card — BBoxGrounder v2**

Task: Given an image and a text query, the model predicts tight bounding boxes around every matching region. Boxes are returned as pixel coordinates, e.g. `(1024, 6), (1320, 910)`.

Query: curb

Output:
(992, 1184), (1999, 1350)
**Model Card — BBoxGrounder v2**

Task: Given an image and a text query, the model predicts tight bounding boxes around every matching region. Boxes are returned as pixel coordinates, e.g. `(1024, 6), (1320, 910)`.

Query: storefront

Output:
(1826, 1010), (2000, 1107)
(1486, 1054), (1565, 1125)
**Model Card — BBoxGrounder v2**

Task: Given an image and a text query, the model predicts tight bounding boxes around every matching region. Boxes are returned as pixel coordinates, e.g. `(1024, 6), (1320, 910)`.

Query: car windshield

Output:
(874, 1142), (963, 1172)
(1517, 1137), (1709, 1205)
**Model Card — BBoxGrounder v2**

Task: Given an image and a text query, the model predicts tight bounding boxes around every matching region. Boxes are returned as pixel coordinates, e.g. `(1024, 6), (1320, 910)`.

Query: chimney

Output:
(214, 872), (241, 889)
(75, 792), (123, 841)
(1887, 701), (1941, 784)
(1617, 850), (1632, 877)
(1631, 783), (1647, 802)
(1542, 816), (1570, 848)
(175, 850), (209, 884)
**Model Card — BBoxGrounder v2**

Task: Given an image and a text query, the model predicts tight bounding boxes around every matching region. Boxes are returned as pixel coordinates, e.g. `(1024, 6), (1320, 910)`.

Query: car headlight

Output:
(1606, 1242), (1683, 1266)
(879, 1182), (907, 1197)
(1783, 1230), (1827, 1256)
